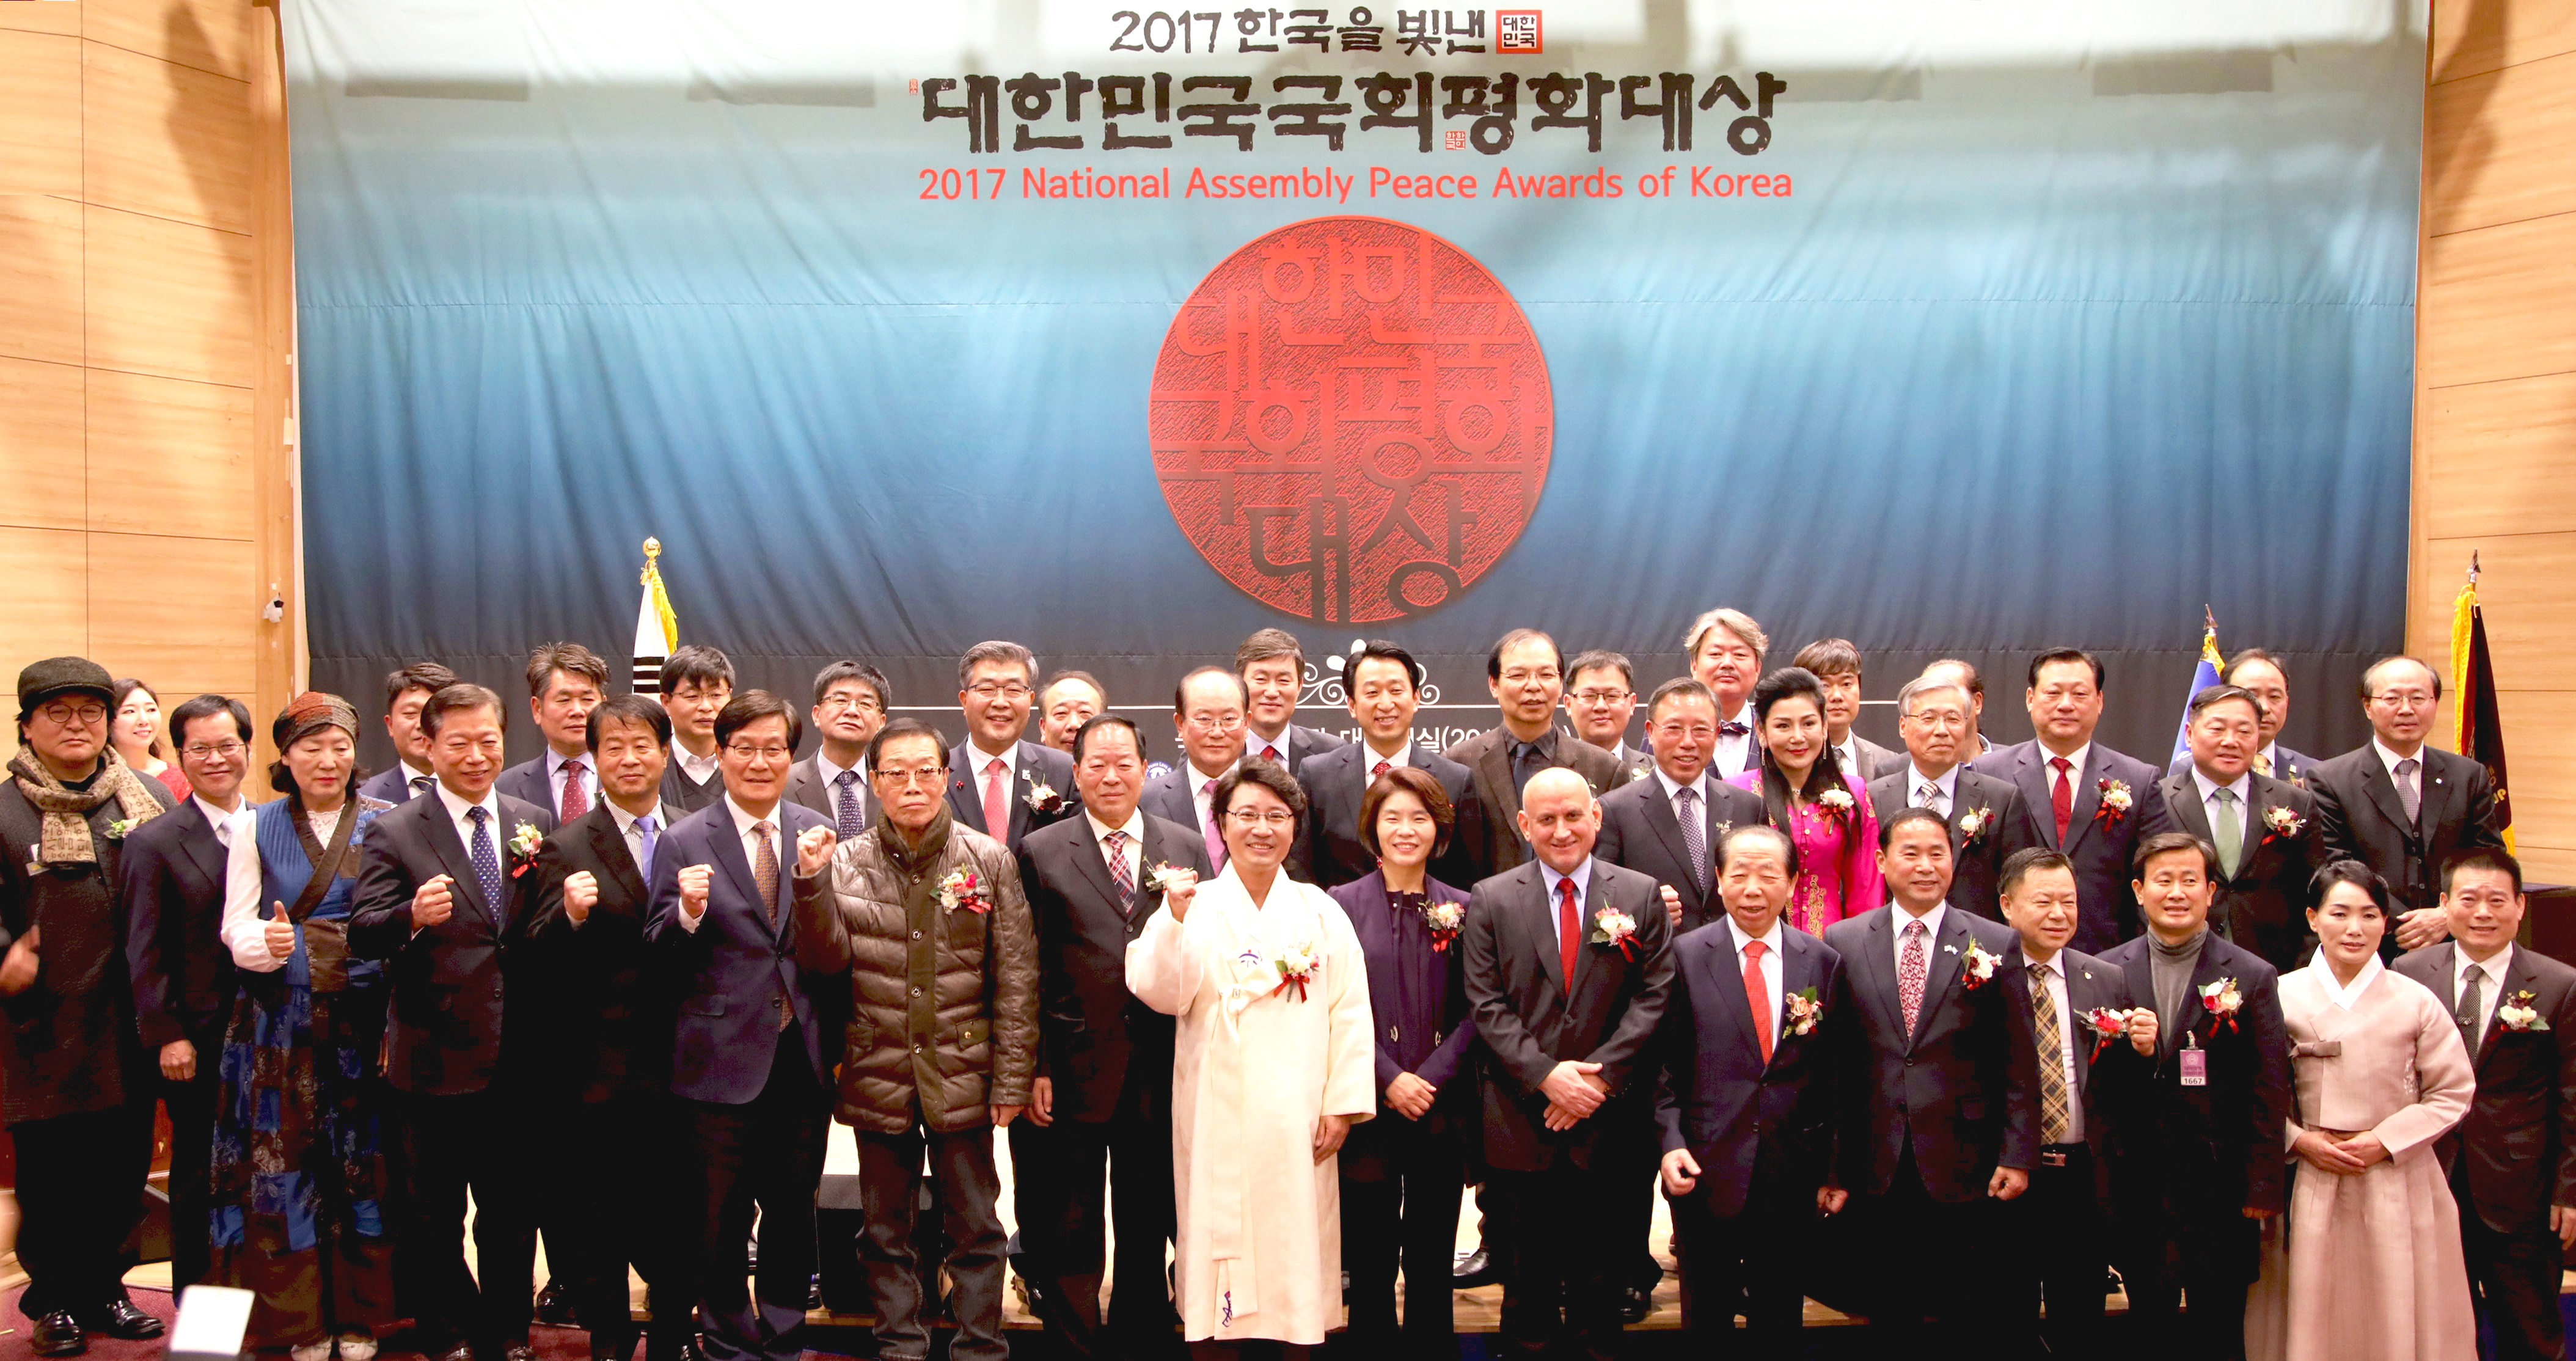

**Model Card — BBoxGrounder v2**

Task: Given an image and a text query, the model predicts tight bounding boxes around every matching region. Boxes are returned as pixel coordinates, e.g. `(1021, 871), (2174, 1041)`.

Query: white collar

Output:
(724, 794), (783, 839)
(816, 747), (868, 787)
(1906, 763), (1959, 800)
(1653, 767), (1711, 802)
(966, 739), (1020, 778)
(1359, 737), (1412, 768)
(2315, 954), (2385, 1011)
(2021, 948), (2063, 976)
(1725, 916), (1783, 956)
(1894, 901), (1946, 939)
(1246, 724), (1292, 760)
(1085, 808), (1145, 844)
(398, 760), (432, 786)
(2373, 736), (2426, 778)
(2190, 765), (2253, 806)
(606, 798), (660, 836)
(1539, 856), (1594, 904)
(192, 793), (244, 831)
(2037, 741), (2091, 775)
(1187, 757), (1240, 787)
(2459, 943), (2513, 986)
(546, 746), (587, 776)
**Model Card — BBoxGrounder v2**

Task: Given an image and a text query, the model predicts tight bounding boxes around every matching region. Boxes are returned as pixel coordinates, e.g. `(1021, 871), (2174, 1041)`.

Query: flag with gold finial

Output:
(632, 538), (679, 695)
(2170, 605), (2225, 767)
(2451, 553), (2514, 853)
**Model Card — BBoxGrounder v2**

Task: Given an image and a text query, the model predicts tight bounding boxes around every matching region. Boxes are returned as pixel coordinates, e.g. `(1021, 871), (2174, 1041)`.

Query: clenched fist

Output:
(678, 864), (713, 919)
(562, 870), (599, 924)
(795, 826), (837, 877)
(0, 926), (40, 996)
(411, 874), (455, 930)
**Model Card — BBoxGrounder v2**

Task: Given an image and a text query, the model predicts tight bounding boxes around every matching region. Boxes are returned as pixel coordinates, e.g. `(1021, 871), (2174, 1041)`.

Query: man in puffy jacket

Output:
(791, 716), (1037, 1361)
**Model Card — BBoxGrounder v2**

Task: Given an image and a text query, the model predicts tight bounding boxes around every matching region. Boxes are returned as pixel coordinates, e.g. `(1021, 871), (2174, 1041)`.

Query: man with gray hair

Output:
(1867, 675), (2035, 918)
(948, 641), (1079, 853)
(1683, 608), (1766, 780)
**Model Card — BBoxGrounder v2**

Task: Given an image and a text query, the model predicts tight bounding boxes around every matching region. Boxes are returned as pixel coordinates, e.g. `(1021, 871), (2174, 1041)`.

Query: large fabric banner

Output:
(285, 1), (2425, 765)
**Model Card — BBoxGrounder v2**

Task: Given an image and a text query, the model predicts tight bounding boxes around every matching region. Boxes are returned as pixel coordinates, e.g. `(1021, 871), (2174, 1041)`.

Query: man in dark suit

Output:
(1682, 608), (1767, 781)
(348, 682), (558, 1361)
(525, 695), (693, 1361)
(1821, 808), (2038, 1346)
(1142, 668), (1250, 871)
(117, 692), (254, 1296)
(786, 660), (889, 842)
(494, 642), (610, 825)
(1565, 650), (1652, 779)
(1460, 767), (1672, 1359)
(2097, 831), (2289, 1361)
(657, 644), (735, 815)
(1868, 674), (2034, 919)
(1595, 678), (1766, 936)
(357, 662), (456, 805)
(1298, 640), (1483, 891)
(1655, 824), (1846, 1350)
(1012, 716), (1209, 1360)
(2313, 655), (2506, 949)
(2156, 684), (2332, 972)
(1236, 627), (1347, 775)
(2165, 649), (2319, 788)
(1919, 659), (1999, 762)
(1973, 648), (2173, 955)
(1036, 671), (1107, 754)
(1446, 629), (1623, 877)
(1793, 638), (1901, 780)
(643, 691), (835, 1361)
(2393, 848), (2576, 1361)
(946, 641), (1078, 854)
(1994, 847), (2154, 1359)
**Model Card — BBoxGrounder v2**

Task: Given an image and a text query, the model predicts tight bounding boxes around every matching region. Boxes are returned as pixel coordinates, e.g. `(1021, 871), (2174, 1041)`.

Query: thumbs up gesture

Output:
(0, 925), (40, 996)
(264, 903), (297, 959)
(678, 864), (712, 920)
(795, 827), (837, 878)
(562, 870), (599, 924)
(412, 873), (455, 930)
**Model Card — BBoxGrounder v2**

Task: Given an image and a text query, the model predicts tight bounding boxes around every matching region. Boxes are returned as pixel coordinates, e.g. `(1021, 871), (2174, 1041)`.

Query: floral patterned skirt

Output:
(207, 980), (396, 1349)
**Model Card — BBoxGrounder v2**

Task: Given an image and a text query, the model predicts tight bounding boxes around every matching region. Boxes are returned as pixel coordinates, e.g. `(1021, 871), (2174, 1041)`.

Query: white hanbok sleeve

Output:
(1127, 901), (1206, 1017)
(1317, 887), (1377, 1123)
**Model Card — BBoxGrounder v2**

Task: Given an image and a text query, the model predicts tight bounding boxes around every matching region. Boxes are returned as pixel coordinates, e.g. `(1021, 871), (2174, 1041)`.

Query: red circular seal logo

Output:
(1149, 216), (1553, 623)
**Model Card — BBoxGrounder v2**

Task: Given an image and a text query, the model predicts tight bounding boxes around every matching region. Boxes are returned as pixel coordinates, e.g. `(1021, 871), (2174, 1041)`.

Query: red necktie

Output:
(983, 759), (1010, 842)
(1557, 877), (1580, 986)
(1744, 939), (1773, 1062)
(1370, 759), (1391, 782)
(2049, 756), (2074, 844)
(1261, 743), (1283, 766)
(561, 759), (588, 822)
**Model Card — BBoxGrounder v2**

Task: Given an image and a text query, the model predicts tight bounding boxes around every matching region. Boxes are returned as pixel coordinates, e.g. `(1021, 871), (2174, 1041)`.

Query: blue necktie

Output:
(467, 806), (504, 927)
(634, 814), (659, 883)
(833, 770), (866, 841)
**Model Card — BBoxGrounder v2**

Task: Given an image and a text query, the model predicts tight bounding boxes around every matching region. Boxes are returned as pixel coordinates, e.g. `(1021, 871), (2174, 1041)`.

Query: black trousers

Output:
(2460, 1198), (2567, 1361)
(1670, 1167), (1811, 1350)
(158, 1058), (222, 1293)
(1339, 1132), (1464, 1359)
(855, 1118), (1007, 1361)
(1019, 1110), (1184, 1360)
(2116, 1191), (2259, 1361)
(2009, 1146), (2107, 1357)
(396, 1086), (539, 1351)
(11, 1101), (155, 1323)
(551, 1093), (693, 1361)
(684, 1029), (827, 1361)
(1493, 1158), (1631, 1360)
(1857, 1153), (1997, 1348)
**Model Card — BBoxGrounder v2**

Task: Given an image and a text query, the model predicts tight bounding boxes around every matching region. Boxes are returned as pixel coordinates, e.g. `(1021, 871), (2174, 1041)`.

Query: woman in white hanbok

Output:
(1127, 759), (1375, 1356)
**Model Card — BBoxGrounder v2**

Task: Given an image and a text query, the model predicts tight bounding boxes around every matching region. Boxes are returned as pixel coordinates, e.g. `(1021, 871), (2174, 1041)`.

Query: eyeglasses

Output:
(182, 741), (247, 760)
(2370, 691), (2436, 708)
(723, 745), (794, 764)
(1184, 712), (1244, 734)
(1225, 808), (1295, 828)
(1498, 669), (1561, 685)
(818, 695), (884, 713)
(873, 765), (946, 786)
(965, 683), (1033, 701)
(35, 702), (108, 726)
(1571, 689), (1631, 704)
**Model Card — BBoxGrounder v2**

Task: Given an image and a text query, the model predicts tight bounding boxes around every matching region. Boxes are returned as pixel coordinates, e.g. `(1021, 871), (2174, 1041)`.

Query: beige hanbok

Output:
(2247, 957), (2478, 1361)
(1125, 864), (1375, 1344)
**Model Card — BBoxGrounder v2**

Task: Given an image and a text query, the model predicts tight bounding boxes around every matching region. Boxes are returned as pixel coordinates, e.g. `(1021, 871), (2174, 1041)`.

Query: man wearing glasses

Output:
(1, 657), (177, 1356)
(1564, 650), (1651, 783)
(946, 642), (1080, 855)
(789, 661), (892, 841)
(2311, 654), (2508, 949)
(1142, 668), (1253, 876)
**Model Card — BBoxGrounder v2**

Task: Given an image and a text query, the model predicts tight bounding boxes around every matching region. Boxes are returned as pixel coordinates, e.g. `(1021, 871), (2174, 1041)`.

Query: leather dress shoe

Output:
(1451, 1246), (1500, 1290)
(535, 1279), (579, 1327)
(434, 1343), (476, 1361)
(30, 1310), (84, 1357)
(97, 1298), (166, 1340)
(1619, 1284), (1653, 1325)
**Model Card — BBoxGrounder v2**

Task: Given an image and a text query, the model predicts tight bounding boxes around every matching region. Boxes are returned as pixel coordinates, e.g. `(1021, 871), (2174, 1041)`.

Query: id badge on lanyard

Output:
(2179, 1030), (2208, 1087)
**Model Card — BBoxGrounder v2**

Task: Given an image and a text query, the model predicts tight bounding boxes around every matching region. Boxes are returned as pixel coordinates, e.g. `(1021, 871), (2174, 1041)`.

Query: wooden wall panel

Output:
(2418, 211), (2576, 390)
(83, 38), (252, 234)
(0, 195), (86, 367)
(2433, 0), (2576, 82)
(83, 0), (252, 82)
(0, 527), (93, 682)
(84, 368), (252, 539)
(0, 1), (81, 39)
(0, 358), (87, 533)
(83, 202), (252, 385)
(2498, 694), (2576, 858)
(0, 31), (84, 197)
(86, 531), (258, 698)
(2416, 371), (2576, 541)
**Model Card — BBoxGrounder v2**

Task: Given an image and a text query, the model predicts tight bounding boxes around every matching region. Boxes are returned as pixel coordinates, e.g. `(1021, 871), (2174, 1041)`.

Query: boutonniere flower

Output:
(2082, 1006), (2135, 1060)
(2499, 990), (2552, 1032)
(1782, 986), (1824, 1038)
(1023, 779), (1064, 814)
(1956, 938), (2003, 991)
(1421, 900), (1465, 952)
(1146, 861), (1191, 894)
(2260, 805), (2307, 843)
(1590, 907), (1639, 961)
(938, 866), (992, 913)
(1812, 787), (1855, 822)
(104, 817), (138, 841)
(1956, 805), (1994, 847)
(1271, 942), (1320, 1001)
(2094, 779), (2134, 826)
(506, 822), (544, 877)
(2201, 976), (2244, 1033)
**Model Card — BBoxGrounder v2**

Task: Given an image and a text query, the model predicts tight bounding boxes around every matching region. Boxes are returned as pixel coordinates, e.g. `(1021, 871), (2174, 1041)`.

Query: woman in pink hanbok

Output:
(1725, 668), (1883, 935)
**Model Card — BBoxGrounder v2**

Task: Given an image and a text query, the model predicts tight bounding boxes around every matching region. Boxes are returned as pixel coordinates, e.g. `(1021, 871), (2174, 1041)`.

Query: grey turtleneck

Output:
(2149, 929), (2206, 1054)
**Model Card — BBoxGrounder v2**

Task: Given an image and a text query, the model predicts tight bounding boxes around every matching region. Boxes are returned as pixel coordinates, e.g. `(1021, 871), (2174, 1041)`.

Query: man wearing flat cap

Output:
(0, 657), (177, 1356)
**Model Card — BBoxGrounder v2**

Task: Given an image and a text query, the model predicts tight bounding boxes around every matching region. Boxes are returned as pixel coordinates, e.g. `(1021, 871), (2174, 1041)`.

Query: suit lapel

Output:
(176, 809), (229, 899)
(2010, 749), (2062, 850)
(423, 803), (493, 923)
(1524, 869), (1568, 1002)
(950, 743), (987, 831)
(585, 809), (647, 905)
(1476, 735), (1517, 825)
(710, 816), (766, 921)
(2360, 756), (2418, 841)
(1699, 931), (1764, 1065)
(2483, 949), (2541, 1066)
(1637, 781), (1699, 890)
(2119, 946), (2159, 1059)
(2165, 771), (2215, 848)
(1913, 911), (1969, 1047)
(1853, 910), (1900, 1038)
(1066, 817), (1128, 919)
(2062, 751), (2108, 855)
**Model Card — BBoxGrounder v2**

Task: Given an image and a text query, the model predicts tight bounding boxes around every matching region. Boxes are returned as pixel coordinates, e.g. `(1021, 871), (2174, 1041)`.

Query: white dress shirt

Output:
(545, 747), (601, 814)
(2373, 737), (2426, 814)
(676, 795), (788, 934)
(2456, 944), (2512, 1038)
(673, 742), (722, 787)
(1247, 725), (1293, 768)
(817, 750), (869, 826)
(395, 761), (433, 794)
(1187, 759), (1240, 833)
(1727, 918), (1786, 1026)
(221, 803), (347, 972)
(1906, 764), (1960, 818)
(2189, 766), (2254, 854)
(1714, 701), (1756, 778)
(194, 794), (244, 841)
(2022, 949), (2084, 1140)
(1539, 857), (1596, 954)
(1358, 740), (1412, 775)
(2040, 741), (2093, 812)
(967, 739), (1020, 791)
(1833, 736), (1864, 780)
(1086, 809), (1146, 887)
(568, 798), (663, 932)
(1893, 902), (1947, 977)
(1653, 767), (1716, 836)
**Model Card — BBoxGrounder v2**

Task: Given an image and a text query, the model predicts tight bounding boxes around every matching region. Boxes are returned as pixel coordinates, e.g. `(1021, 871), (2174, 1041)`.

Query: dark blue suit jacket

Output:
(356, 765), (426, 806)
(642, 798), (833, 1105)
(1016, 808), (1210, 1122)
(1330, 870), (1479, 1174)
(2095, 930), (2289, 1220)
(1297, 742), (1484, 892)
(1998, 946), (2145, 1200)
(117, 798), (237, 1051)
(1653, 920), (1845, 1217)
(1594, 772), (1768, 936)
(1821, 905), (2040, 1202)
(1972, 740), (2173, 955)
(945, 739), (1079, 853)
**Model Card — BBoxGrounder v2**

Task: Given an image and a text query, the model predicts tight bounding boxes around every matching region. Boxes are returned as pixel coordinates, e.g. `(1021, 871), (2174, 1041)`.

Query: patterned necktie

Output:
(2457, 965), (2484, 1051)
(466, 806), (503, 926)
(1556, 877), (1581, 987)
(2031, 962), (2072, 1144)
(752, 820), (780, 925)
(1919, 781), (1947, 820)
(982, 759), (1011, 842)
(1675, 786), (1708, 895)
(1201, 779), (1226, 871)
(1898, 919), (1928, 1037)
(2211, 786), (2242, 878)
(2396, 757), (2422, 825)
(633, 814), (659, 883)
(2049, 756), (2074, 844)
(833, 770), (866, 841)
(561, 759), (588, 822)
(1719, 721), (1749, 738)
(1102, 828), (1135, 907)
(1743, 939), (1773, 1062)
(1370, 759), (1391, 783)
(409, 773), (433, 801)
(2253, 751), (2274, 778)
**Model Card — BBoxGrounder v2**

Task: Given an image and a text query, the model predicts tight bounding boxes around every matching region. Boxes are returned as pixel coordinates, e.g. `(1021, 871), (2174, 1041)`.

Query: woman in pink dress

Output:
(1725, 668), (1882, 935)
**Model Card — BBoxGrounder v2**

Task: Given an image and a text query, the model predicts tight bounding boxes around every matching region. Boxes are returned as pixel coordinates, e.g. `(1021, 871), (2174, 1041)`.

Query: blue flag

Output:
(2170, 608), (2224, 766)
